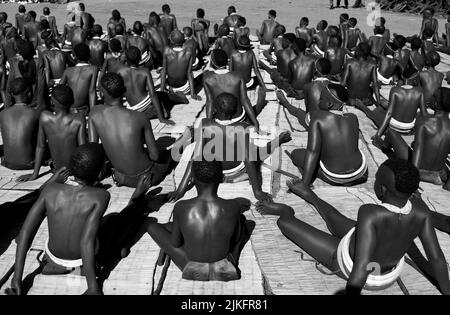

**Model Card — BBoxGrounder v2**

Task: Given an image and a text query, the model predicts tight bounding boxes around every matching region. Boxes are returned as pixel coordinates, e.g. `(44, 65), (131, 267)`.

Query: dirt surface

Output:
(1, 0), (447, 38)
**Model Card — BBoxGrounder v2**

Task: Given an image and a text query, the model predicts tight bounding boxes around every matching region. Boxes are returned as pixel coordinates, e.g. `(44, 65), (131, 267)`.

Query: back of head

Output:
(29, 10), (36, 21)
(218, 24), (230, 37)
(379, 158), (420, 197)
(211, 49), (228, 69)
(115, 23), (124, 35)
(376, 17), (386, 26)
(112, 9), (121, 21)
(237, 16), (246, 27)
(292, 38), (307, 54)
(328, 35), (342, 48)
(149, 12), (160, 26)
(423, 27), (434, 39)
(236, 35), (251, 50)
(101, 73), (126, 98)
(17, 39), (35, 61)
(411, 37), (422, 50)
(183, 26), (193, 38)
(92, 24), (103, 37)
(300, 17), (309, 27)
(52, 85), (74, 109)
(42, 30), (55, 46)
(126, 46), (141, 66)
(393, 35), (406, 49)
(283, 33), (297, 47)
(439, 87), (450, 112)
(193, 160), (223, 185)
(327, 25), (340, 37)
(74, 43), (91, 62)
(340, 13), (349, 23)
(228, 6), (236, 14)
(0, 12), (7, 23)
(170, 30), (185, 46)
(273, 24), (286, 38)
(40, 19), (50, 31)
(9, 77), (28, 96)
(374, 25), (385, 35)
(43, 7), (50, 16)
(315, 58), (332, 76)
(69, 143), (105, 184)
(197, 8), (205, 19)
(79, 3), (86, 12)
(214, 92), (238, 118)
(269, 10), (277, 19)
(18, 5), (26, 14)
(317, 20), (328, 31)
(426, 51), (441, 67)
(109, 38), (122, 53)
(133, 21), (143, 35)
(162, 4), (170, 13)
(348, 17), (357, 27)
(355, 42), (370, 59)
(319, 83), (348, 110)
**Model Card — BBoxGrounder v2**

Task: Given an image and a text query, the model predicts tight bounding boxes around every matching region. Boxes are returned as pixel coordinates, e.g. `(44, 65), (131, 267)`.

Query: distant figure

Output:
(40, 7), (59, 42)
(257, 10), (279, 45)
(160, 4), (178, 39)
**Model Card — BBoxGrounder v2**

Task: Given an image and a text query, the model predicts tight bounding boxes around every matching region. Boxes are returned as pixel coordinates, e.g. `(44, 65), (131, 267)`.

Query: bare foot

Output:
(256, 200), (294, 217)
(278, 131), (292, 145)
(287, 179), (315, 201)
(130, 174), (153, 201)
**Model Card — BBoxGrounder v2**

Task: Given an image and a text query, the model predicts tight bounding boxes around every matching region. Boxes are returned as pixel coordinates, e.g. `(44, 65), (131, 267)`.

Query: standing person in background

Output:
(15, 5), (26, 37)
(257, 10), (279, 46)
(160, 4), (178, 39)
(330, 0), (349, 9)
(40, 7), (59, 43)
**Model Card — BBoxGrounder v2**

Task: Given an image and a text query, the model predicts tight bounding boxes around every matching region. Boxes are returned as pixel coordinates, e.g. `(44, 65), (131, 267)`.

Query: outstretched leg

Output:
(287, 182), (356, 238)
(257, 202), (341, 271)
(277, 90), (309, 129)
(147, 221), (188, 270)
(252, 87), (268, 116)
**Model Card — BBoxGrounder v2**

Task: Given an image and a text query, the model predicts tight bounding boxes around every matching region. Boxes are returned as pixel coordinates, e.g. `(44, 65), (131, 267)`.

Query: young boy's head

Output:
(411, 37), (422, 51)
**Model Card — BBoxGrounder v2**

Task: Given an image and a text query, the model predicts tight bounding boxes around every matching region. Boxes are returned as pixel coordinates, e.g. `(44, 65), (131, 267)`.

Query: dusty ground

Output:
(1, 0), (447, 38)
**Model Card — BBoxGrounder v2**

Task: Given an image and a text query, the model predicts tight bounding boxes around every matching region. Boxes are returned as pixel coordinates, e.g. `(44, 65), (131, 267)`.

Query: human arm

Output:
(374, 91), (396, 138)
(419, 215), (450, 295)
(346, 207), (376, 295)
(77, 117), (87, 146)
(411, 122), (426, 168)
(239, 79), (259, 132)
(188, 54), (200, 100)
(11, 192), (48, 295)
(88, 114), (99, 143)
(372, 64), (381, 105)
(171, 208), (184, 248)
(80, 193), (110, 295)
(253, 52), (266, 89)
(204, 80), (214, 118)
(146, 71), (171, 124)
(160, 50), (167, 92)
(300, 117), (322, 186)
(144, 120), (160, 162)
(89, 68), (98, 110)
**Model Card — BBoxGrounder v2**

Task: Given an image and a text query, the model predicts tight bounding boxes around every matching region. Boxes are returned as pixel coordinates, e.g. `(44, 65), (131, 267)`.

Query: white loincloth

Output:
(125, 94), (152, 113)
(246, 77), (254, 88)
(170, 81), (190, 95)
(139, 51), (151, 66)
(45, 239), (83, 269)
(214, 110), (246, 126)
(337, 227), (405, 290)
(377, 70), (393, 85)
(389, 117), (416, 134)
(311, 44), (325, 57)
(319, 150), (367, 184)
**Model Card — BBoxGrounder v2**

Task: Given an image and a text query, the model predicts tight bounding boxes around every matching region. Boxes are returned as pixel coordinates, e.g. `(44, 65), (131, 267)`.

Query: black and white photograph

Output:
(0, 0), (449, 300)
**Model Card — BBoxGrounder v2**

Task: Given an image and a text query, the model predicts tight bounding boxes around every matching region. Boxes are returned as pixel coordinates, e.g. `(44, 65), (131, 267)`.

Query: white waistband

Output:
(171, 81), (190, 94)
(246, 78), (254, 88)
(377, 69), (392, 85)
(312, 44), (325, 56)
(192, 57), (199, 68)
(45, 239), (83, 269)
(389, 117), (415, 133)
(337, 228), (405, 290)
(320, 150), (367, 179)
(126, 94), (152, 112)
(139, 51), (151, 65)
(223, 162), (245, 175)
(214, 110), (246, 126)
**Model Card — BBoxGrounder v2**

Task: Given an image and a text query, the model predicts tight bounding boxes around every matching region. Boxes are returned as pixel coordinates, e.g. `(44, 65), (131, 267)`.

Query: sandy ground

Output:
(1, 0), (447, 39)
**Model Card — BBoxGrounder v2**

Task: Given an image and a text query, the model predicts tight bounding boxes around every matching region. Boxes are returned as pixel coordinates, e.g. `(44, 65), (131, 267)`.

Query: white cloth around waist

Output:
(223, 161), (245, 175)
(214, 109), (246, 126)
(377, 69), (392, 85)
(45, 239), (83, 269)
(171, 81), (190, 94)
(389, 117), (415, 133)
(320, 150), (367, 180)
(337, 227), (405, 290)
(125, 94), (152, 112)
